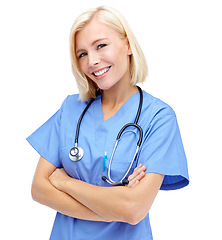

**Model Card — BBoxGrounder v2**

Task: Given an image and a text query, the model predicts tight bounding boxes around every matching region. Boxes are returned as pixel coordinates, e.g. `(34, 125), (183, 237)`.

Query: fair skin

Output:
(75, 19), (137, 120)
(32, 157), (146, 222)
(32, 19), (164, 225)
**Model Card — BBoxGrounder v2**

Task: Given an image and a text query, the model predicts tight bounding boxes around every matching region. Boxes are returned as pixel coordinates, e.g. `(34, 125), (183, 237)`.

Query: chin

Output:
(96, 82), (114, 91)
(96, 80), (121, 92)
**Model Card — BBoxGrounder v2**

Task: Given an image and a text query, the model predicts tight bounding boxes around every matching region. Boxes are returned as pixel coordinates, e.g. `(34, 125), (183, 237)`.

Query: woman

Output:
(27, 6), (189, 240)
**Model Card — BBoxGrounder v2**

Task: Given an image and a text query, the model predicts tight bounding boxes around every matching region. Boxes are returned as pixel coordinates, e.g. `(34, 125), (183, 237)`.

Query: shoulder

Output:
(62, 94), (80, 106)
(61, 94), (87, 111)
(142, 91), (176, 118)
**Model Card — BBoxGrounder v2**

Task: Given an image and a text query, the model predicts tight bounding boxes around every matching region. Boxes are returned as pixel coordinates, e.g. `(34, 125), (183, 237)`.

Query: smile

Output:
(92, 67), (111, 77)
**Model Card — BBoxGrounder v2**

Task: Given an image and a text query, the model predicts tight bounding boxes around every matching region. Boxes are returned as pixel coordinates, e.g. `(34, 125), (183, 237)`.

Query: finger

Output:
(127, 174), (140, 188)
(127, 169), (145, 187)
(136, 171), (146, 181)
(141, 165), (147, 172)
(131, 180), (139, 188)
(131, 163), (142, 174)
(136, 163), (143, 169)
(127, 171), (146, 188)
(136, 164), (146, 173)
(130, 164), (146, 180)
(127, 164), (143, 181)
(127, 178), (136, 188)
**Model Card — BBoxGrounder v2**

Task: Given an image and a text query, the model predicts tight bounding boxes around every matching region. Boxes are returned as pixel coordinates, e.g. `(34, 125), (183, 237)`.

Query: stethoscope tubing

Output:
(107, 143), (140, 185)
(117, 123), (143, 146)
(74, 97), (95, 145)
(69, 86), (144, 185)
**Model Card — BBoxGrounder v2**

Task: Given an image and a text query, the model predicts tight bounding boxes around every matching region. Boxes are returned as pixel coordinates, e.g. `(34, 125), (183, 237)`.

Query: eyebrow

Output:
(76, 38), (109, 55)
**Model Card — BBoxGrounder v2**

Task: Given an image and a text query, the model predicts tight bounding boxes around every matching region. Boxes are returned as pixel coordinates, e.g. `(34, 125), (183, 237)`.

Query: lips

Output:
(92, 66), (111, 77)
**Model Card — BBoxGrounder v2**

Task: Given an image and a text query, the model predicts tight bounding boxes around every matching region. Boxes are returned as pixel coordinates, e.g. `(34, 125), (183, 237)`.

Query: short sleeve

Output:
(26, 100), (66, 168)
(139, 106), (189, 190)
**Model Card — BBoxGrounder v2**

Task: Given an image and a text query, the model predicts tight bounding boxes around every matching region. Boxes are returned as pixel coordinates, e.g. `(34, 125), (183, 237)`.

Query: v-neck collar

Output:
(95, 91), (140, 125)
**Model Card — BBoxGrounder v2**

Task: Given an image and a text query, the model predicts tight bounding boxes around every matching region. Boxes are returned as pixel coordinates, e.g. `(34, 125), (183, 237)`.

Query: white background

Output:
(1, 0), (221, 239)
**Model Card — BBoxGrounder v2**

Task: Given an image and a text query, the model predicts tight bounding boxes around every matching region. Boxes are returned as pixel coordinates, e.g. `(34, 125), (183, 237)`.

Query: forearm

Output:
(62, 178), (134, 223)
(60, 172), (164, 225)
(47, 164), (148, 223)
(32, 177), (109, 222)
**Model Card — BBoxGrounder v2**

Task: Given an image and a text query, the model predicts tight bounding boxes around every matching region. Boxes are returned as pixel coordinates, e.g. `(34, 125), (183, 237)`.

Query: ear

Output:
(126, 38), (132, 55)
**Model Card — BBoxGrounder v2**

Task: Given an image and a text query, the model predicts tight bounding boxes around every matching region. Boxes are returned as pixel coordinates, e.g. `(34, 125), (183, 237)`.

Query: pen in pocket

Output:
(102, 151), (107, 172)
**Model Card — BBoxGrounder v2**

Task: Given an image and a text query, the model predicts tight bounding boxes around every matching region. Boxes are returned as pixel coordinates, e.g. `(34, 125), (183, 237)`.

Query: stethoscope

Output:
(69, 86), (143, 185)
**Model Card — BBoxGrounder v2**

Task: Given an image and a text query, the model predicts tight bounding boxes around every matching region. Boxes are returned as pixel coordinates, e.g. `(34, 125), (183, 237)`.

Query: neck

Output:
(101, 81), (138, 121)
(101, 82), (138, 106)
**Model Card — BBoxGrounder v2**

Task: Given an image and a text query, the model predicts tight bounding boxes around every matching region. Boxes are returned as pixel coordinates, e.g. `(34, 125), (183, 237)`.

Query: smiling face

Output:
(75, 19), (132, 91)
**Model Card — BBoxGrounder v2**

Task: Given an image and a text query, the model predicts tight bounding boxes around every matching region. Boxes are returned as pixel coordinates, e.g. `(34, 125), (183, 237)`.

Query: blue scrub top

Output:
(27, 90), (189, 240)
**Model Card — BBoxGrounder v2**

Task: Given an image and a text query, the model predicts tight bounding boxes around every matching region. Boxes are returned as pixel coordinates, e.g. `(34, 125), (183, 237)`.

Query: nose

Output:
(88, 51), (100, 67)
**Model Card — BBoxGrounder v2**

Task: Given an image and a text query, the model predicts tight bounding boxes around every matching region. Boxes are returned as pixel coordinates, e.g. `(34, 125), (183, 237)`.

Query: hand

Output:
(127, 163), (147, 188)
(49, 168), (70, 191)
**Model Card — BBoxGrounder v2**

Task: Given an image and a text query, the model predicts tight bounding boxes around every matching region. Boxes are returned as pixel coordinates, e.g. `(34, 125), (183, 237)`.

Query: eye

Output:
(78, 52), (87, 59)
(97, 44), (107, 50)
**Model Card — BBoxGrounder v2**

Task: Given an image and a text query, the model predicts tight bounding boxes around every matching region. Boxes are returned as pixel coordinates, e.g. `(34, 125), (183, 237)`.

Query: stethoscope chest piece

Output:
(69, 146), (84, 161)
(69, 86), (143, 185)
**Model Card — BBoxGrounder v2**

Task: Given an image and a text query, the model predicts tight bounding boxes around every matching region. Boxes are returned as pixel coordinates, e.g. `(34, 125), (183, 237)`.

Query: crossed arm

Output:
(32, 156), (164, 225)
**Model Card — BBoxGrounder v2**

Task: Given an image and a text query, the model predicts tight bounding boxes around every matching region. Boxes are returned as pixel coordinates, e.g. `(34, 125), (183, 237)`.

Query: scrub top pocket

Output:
(103, 157), (138, 184)
(27, 92), (189, 240)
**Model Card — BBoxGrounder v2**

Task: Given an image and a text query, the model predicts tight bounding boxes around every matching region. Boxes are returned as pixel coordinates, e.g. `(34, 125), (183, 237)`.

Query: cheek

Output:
(78, 59), (88, 75)
(110, 45), (129, 66)
(112, 50), (129, 73)
(99, 49), (113, 65)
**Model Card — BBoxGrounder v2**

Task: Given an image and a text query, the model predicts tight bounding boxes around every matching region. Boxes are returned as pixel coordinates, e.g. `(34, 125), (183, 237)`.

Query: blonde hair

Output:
(70, 6), (148, 101)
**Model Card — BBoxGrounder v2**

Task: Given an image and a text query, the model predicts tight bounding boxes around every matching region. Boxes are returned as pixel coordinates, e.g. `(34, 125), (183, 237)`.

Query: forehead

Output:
(75, 20), (120, 49)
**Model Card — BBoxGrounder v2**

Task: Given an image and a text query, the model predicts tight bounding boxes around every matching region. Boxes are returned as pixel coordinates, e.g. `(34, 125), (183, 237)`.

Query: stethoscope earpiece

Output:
(69, 146), (84, 161)
(102, 176), (129, 185)
(121, 179), (129, 185)
(102, 176), (108, 182)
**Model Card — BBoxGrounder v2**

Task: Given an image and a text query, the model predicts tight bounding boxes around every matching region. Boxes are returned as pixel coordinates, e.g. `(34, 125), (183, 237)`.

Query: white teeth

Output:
(94, 67), (110, 77)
